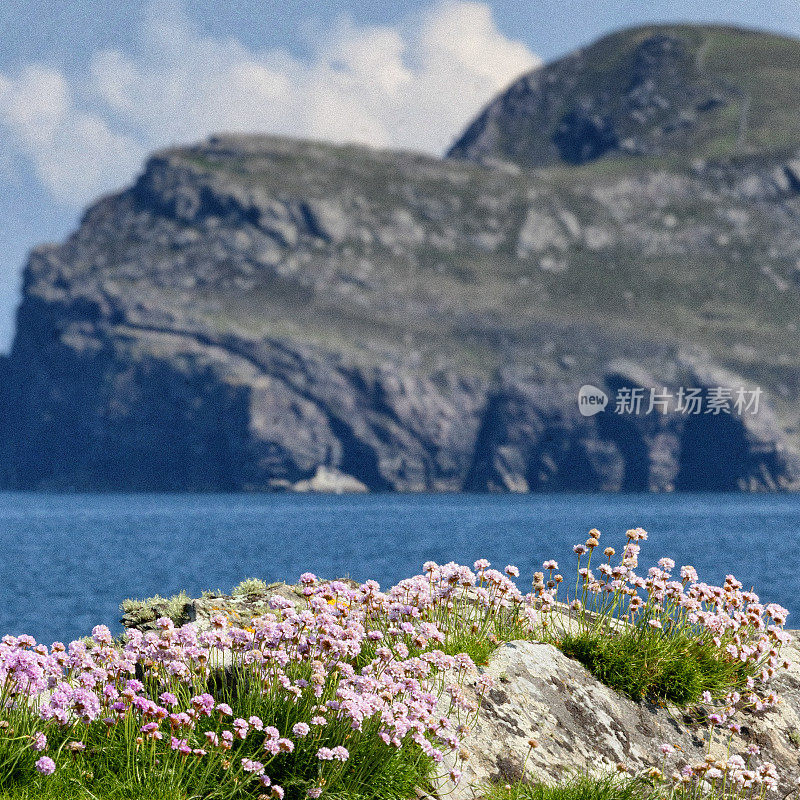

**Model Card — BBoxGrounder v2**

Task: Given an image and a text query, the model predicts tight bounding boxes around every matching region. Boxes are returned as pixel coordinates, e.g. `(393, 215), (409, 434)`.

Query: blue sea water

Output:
(0, 491), (796, 645)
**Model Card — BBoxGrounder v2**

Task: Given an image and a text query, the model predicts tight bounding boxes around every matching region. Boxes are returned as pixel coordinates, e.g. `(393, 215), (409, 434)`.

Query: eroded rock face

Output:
(437, 635), (800, 798)
(3, 132), (800, 491)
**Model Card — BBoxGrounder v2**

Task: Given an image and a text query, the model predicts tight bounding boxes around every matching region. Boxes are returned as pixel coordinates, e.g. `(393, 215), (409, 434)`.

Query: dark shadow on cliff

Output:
(675, 413), (751, 491)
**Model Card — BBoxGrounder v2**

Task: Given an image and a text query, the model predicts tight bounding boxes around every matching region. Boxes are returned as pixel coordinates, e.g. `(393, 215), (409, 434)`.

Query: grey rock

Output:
(437, 634), (800, 798)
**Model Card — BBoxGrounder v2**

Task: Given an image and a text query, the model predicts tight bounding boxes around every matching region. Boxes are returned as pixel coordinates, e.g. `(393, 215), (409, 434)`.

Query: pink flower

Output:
(292, 722), (310, 737)
(91, 625), (113, 645)
(331, 746), (349, 761)
(35, 756), (56, 775)
(543, 560), (558, 571)
(159, 692), (178, 707)
(31, 732), (47, 751)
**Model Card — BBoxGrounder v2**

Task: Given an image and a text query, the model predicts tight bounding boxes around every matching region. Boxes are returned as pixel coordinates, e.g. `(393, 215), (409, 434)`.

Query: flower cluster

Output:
(0, 535), (792, 799)
(653, 741), (780, 799)
(0, 569), (501, 798)
(532, 528), (789, 710)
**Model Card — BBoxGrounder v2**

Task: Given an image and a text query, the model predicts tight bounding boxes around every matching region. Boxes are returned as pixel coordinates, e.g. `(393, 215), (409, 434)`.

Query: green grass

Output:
(119, 591), (192, 626)
(485, 773), (657, 800)
(557, 628), (749, 704)
(0, 659), (438, 800)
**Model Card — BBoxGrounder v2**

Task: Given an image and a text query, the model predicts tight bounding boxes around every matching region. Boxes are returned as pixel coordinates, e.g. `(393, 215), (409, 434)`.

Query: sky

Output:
(1, 0), (799, 352)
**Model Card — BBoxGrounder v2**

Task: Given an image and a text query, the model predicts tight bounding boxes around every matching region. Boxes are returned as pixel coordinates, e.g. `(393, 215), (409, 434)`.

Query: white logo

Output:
(578, 384), (608, 417)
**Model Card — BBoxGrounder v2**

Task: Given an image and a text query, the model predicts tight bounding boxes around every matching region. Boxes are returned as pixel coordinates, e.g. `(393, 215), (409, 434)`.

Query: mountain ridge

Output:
(448, 23), (800, 167)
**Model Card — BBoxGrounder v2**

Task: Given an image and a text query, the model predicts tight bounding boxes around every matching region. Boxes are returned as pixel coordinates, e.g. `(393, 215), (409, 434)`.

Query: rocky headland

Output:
(3, 24), (800, 491)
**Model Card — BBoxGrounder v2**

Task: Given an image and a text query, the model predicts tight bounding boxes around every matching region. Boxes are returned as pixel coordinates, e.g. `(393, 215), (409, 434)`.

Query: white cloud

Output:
(0, 1), (540, 208)
(0, 66), (145, 205)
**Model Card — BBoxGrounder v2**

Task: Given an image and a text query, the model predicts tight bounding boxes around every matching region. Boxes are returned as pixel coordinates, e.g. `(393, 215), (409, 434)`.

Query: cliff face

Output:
(2, 126), (800, 491)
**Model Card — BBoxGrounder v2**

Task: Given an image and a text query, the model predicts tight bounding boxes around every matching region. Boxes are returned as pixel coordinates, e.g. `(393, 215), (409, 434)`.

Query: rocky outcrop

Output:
(119, 582), (800, 797)
(438, 634), (800, 797)
(292, 466), (368, 493)
(3, 129), (800, 491)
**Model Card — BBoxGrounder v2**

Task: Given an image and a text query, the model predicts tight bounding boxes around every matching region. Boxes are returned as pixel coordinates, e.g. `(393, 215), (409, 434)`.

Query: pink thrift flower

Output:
(31, 732), (47, 751)
(331, 746), (349, 761)
(35, 756), (56, 775)
(292, 722), (310, 737)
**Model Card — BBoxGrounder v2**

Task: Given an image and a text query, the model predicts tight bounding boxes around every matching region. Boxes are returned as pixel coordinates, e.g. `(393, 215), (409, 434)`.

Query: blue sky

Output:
(1, 0), (799, 352)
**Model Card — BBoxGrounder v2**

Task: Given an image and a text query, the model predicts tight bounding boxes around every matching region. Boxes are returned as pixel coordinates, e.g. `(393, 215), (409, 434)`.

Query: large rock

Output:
(436, 634), (800, 798)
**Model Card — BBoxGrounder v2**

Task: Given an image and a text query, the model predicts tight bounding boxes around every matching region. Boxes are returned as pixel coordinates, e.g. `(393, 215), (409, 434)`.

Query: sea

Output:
(0, 491), (795, 645)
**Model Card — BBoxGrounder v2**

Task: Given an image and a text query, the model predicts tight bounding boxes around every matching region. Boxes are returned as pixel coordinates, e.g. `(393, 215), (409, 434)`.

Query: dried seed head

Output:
(586, 538), (599, 549)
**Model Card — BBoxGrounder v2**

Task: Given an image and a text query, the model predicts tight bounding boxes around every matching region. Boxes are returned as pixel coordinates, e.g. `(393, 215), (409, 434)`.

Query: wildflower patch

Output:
(0, 528), (795, 800)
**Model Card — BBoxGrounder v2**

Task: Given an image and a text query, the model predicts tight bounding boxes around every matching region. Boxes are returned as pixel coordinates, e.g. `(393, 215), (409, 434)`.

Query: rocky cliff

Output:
(3, 26), (800, 491)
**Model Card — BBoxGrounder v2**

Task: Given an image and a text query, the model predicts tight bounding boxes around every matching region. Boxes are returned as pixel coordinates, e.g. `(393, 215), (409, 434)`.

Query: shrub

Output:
(119, 591), (192, 627)
(230, 577), (270, 597)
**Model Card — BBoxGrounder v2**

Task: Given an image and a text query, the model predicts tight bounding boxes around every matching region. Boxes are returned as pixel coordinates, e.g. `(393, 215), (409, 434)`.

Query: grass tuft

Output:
(557, 628), (748, 704)
(485, 773), (656, 800)
(231, 577), (270, 597)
